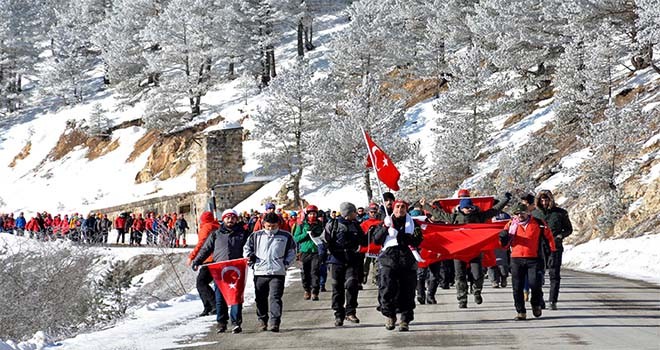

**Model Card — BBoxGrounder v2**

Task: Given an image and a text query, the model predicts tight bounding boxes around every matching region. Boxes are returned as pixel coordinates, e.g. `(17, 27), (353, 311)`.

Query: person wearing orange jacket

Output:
(187, 211), (220, 317)
(499, 203), (556, 321)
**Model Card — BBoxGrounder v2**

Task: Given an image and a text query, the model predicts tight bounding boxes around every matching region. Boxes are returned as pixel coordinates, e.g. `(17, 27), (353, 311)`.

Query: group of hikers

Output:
(187, 188), (573, 333)
(0, 210), (191, 248)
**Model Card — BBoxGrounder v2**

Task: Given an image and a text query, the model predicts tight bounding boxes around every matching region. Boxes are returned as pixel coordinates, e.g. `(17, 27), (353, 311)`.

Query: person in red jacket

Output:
(61, 214), (70, 236)
(360, 203), (382, 286)
(186, 211), (220, 317)
(132, 213), (146, 246)
(114, 214), (126, 244)
(500, 203), (556, 321)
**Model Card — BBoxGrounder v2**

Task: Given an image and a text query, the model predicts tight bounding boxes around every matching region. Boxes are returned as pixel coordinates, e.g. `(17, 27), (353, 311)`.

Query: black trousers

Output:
(300, 252), (320, 294)
(254, 275), (285, 327)
(116, 229), (125, 244)
(548, 250), (563, 303)
(380, 260), (417, 323)
(196, 266), (216, 312)
(454, 256), (484, 303)
(511, 257), (543, 313)
(329, 263), (360, 319)
(416, 261), (443, 299)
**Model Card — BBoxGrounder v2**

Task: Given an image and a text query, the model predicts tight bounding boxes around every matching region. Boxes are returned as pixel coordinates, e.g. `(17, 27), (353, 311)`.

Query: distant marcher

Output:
(176, 215), (189, 247)
(187, 211), (220, 317)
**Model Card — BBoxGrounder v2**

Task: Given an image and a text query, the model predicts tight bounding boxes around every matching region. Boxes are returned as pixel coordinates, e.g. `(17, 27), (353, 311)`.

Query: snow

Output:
(563, 234), (660, 285)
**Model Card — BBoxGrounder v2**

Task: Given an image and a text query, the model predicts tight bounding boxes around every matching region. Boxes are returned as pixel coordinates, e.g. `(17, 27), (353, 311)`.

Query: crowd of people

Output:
(0, 210), (192, 248)
(187, 188), (573, 333)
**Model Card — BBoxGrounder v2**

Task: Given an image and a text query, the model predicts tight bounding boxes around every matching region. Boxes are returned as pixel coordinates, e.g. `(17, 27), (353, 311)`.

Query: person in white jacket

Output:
(243, 212), (296, 333)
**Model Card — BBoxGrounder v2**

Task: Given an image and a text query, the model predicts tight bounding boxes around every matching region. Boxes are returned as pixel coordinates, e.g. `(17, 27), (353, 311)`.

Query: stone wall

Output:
(196, 127), (244, 192)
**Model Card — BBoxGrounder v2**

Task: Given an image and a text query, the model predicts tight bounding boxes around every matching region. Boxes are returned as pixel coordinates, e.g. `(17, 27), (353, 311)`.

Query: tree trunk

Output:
(364, 169), (373, 203)
(228, 61), (235, 79)
(292, 167), (303, 206)
(297, 19), (304, 57)
(305, 23), (315, 50)
(268, 48), (276, 78)
(16, 74), (22, 92)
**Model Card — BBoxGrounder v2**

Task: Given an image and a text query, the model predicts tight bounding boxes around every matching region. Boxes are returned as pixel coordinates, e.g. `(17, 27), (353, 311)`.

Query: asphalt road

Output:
(170, 269), (660, 350)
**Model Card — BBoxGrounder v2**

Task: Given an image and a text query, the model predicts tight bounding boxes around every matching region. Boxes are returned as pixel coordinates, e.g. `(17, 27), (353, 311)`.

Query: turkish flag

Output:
(417, 221), (506, 267)
(206, 258), (249, 305)
(364, 131), (401, 191)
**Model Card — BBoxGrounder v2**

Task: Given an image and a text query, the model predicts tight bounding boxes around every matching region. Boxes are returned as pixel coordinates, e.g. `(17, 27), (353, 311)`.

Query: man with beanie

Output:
(379, 192), (396, 219)
(360, 203), (382, 286)
(324, 202), (368, 327)
(293, 204), (324, 301)
(532, 189), (572, 310)
(243, 212), (296, 332)
(500, 203), (556, 320)
(192, 209), (248, 334)
(420, 192), (512, 309)
(187, 211), (220, 317)
(373, 199), (423, 331)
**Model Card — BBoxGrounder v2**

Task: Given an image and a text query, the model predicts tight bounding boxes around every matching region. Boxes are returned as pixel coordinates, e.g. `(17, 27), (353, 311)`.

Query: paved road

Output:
(171, 269), (660, 350)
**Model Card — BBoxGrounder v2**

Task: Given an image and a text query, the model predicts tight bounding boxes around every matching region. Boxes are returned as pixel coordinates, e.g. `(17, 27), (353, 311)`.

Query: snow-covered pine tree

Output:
(252, 58), (327, 204)
(94, 0), (162, 98)
(635, 0), (660, 73)
(0, 0), (46, 112)
(576, 101), (652, 236)
(433, 45), (498, 190)
(399, 140), (434, 201)
(86, 103), (112, 137)
(142, 0), (230, 121)
(494, 134), (554, 196)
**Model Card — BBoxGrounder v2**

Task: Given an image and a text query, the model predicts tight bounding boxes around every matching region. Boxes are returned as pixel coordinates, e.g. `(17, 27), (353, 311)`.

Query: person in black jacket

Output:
(324, 202), (367, 327)
(192, 209), (248, 334)
(532, 190), (572, 310)
(374, 199), (423, 332)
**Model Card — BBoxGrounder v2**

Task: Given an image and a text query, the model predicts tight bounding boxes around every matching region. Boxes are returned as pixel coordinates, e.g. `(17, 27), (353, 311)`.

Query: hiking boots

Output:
(399, 321), (409, 332)
(385, 317), (396, 330)
(345, 315), (360, 324)
(417, 295), (426, 305)
(216, 323), (227, 333)
(514, 313), (527, 321)
(335, 317), (344, 327)
(270, 325), (280, 333)
(474, 293), (483, 305)
(257, 321), (268, 332)
(459, 301), (468, 309)
(550, 302), (557, 310)
(199, 309), (212, 317)
(533, 306), (542, 318)
(303, 291), (311, 300)
(311, 293), (319, 301)
(426, 294), (437, 304)
(231, 325), (242, 334)
(501, 278), (507, 288)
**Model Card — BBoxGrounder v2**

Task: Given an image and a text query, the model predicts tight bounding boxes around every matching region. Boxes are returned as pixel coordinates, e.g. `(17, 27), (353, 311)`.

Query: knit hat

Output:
(339, 202), (357, 217)
(221, 209), (238, 221)
(458, 188), (471, 198)
(512, 203), (528, 214)
(368, 202), (379, 212)
(265, 202), (276, 210)
(459, 198), (475, 210)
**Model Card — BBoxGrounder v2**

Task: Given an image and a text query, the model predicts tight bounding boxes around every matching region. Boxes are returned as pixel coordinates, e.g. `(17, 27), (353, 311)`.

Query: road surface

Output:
(170, 269), (660, 349)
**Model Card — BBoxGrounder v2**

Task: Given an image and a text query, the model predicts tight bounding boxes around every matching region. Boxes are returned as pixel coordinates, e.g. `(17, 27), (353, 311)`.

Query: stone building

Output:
(94, 125), (268, 227)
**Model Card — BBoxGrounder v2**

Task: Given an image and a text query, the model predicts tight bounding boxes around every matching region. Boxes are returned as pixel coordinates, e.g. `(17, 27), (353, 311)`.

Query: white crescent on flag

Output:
(221, 266), (241, 289)
(371, 146), (383, 170)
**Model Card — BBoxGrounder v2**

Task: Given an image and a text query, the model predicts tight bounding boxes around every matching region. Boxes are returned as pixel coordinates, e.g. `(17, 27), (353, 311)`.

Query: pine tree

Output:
(432, 45), (498, 190)
(495, 134), (553, 196)
(398, 140), (433, 201)
(635, 0), (660, 73)
(252, 58), (327, 204)
(86, 103), (112, 137)
(142, 0), (231, 120)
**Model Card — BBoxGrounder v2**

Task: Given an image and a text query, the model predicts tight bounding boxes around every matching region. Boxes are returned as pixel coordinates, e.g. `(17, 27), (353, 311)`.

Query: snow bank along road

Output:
(171, 269), (660, 350)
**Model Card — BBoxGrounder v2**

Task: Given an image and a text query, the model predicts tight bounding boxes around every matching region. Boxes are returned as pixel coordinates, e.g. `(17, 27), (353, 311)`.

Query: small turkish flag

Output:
(364, 131), (401, 191)
(206, 258), (248, 305)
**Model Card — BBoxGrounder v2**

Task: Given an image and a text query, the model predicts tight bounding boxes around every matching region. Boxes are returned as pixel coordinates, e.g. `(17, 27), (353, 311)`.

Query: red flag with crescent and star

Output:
(206, 258), (249, 305)
(364, 131), (401, 191)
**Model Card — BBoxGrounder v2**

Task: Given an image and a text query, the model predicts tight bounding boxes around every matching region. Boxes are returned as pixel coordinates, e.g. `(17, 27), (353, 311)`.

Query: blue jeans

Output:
(214, 282), (242, 326)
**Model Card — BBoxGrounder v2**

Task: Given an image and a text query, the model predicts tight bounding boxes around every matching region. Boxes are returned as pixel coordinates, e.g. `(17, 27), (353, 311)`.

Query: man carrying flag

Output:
(192, 209), (248, 334)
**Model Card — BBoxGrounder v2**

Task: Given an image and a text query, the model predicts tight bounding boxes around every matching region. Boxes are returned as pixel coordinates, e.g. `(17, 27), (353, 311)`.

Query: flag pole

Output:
(360, 127), (391, 218)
